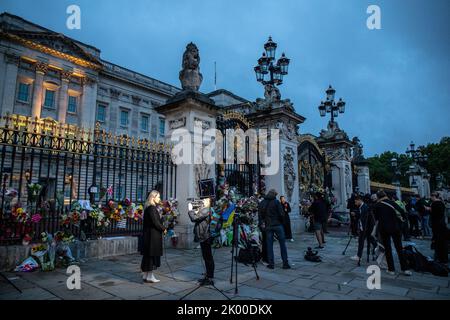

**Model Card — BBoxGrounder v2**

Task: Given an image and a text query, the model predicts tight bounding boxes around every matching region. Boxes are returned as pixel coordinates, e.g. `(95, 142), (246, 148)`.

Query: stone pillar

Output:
(1, 53), (20, 116)
(57, 71), (71, 123)
(80, 77), (98, 129)
(393, 181), (402, 201)
(155, 91), (218, 249)
(356, 165), (371, 195)
(422, 177), (431, 198)
(31, 62), (48, 119)
(330, 159), (352, 213)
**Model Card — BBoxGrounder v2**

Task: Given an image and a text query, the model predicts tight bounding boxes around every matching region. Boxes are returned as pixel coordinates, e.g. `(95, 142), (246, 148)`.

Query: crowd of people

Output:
(138, 187), (449, 285)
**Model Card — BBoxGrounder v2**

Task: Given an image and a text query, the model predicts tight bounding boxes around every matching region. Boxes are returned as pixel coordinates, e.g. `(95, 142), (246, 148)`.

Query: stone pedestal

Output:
(317, 121), (354, 214)
(248, 104), (305, 235)
(155, 90), (218, 249)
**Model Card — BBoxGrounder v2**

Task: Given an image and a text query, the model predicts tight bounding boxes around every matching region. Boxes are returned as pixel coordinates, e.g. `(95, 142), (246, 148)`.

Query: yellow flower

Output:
(17, 208), (23, 214)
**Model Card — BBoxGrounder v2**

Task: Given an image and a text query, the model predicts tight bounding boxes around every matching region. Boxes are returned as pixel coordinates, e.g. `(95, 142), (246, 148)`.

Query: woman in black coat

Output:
(280, 196), (293, 241)
(141, 190), (166, 283)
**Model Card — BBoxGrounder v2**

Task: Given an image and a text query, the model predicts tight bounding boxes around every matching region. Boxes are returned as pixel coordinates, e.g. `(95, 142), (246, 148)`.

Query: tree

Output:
(367, 137), (450, 190)
(367, 151), (412, 187)
(419, 137), (450, 190)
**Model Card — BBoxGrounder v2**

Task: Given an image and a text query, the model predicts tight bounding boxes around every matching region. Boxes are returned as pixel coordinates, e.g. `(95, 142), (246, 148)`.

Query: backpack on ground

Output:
(402, 245), (429, 272)
(304, 247), (322, 263)
(427, 260), (449, 277)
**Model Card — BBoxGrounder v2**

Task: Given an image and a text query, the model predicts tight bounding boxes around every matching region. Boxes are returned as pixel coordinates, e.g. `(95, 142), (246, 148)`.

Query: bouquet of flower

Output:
(89, 206), (110, 229)
(12, 203), (29, 224)
(27, 183), (42, 203)
(160, 198), (179, 232)
(54, 230), (75, 267)
(127, 203), (143, 221)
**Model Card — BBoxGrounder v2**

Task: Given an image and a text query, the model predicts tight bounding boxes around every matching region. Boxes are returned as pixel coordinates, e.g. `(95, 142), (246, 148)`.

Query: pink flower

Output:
(31, 214), (42, 223)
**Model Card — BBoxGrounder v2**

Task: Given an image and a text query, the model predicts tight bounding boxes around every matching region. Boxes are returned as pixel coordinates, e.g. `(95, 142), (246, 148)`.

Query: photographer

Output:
(350, 194), (377, 262)
(188, 198), (215, 286)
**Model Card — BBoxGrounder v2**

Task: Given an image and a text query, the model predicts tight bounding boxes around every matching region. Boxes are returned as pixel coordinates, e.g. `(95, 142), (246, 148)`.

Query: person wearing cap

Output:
(258, 189), (291, 269)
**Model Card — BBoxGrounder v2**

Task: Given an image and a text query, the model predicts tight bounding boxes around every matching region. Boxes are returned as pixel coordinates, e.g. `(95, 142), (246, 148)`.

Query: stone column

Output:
(31, 62), (48, 119)
(80, 77), (98, 129)
(356, 165), (371, 195)
(155, 91), (218, 249)
(57, 71), (71, 123)
(330, 159), (352, 213)
(1, 53), (20, 116)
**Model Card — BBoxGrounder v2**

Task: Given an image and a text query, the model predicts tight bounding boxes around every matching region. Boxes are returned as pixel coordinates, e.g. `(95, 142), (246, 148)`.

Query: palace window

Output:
(68, 96), (77, 113)
(43, 89), (55, 108)
(96, 104), (106, 122)
(159, 118), (165, 136)
(141, 114), (149, 132)
(17, 83), (30, 102)
(120, 109), (129, 127)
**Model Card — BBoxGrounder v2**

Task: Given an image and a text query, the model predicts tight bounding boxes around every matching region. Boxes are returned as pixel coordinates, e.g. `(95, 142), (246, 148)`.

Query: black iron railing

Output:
(0, 114), (176, 245)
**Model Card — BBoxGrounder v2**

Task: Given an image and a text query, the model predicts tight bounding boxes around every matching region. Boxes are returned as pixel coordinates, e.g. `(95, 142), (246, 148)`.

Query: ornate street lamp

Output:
(317, 85), (347, 124)
(254, 36), (290, 88)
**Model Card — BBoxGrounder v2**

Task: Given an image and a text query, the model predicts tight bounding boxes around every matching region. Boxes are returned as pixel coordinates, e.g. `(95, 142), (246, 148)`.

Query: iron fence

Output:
(0, 114), (176, 245)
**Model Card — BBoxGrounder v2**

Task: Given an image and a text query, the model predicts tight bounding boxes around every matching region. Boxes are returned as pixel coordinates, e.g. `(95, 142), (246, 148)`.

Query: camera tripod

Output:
(179, 237), (231, 300)
(229, 215), (260, 294)
(342, 211), (376, 266)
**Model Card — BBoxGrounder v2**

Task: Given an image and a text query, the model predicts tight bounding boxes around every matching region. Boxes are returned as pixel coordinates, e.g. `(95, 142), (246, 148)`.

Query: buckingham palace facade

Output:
(0, 12), (183, 141)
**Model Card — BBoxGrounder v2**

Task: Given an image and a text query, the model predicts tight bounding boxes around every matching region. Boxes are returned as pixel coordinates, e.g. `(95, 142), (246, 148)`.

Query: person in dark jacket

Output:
(347, 193), (359, 236)
(258, 189), (290, 269)
(350, 195), (377, 263)
(430, 192), (448, 264)
(280, 196), (293, 242)
(373, 190), (412, 276)
(141, 190), (166, 283)
(308, 192), (328, 249)
(188, 197), (215, 285)
(406, 195), (421, 237)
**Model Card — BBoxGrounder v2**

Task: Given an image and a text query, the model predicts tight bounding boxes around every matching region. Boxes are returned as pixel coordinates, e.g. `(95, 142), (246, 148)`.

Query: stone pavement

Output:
(0, 228), (449, 300)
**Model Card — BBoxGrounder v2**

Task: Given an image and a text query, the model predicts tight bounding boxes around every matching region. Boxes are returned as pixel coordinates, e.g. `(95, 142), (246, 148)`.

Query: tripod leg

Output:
(342, 236), (353, 255)
(230, 244), (234, 284)
(252, 264), (260, 280)
(179, 284), (203, 300)
(234, 248), (238, 294)
(0, 272), (22, 293)
(212, 283), (231, 300)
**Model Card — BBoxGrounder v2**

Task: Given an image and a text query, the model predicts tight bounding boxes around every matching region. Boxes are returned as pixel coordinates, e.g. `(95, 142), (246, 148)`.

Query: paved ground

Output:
(1, 228), (449, 300)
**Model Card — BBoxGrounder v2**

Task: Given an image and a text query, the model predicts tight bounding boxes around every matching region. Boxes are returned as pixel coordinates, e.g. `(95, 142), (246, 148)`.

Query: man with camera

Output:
(188, 197), (215, 286)
(350, 194), (377, 263)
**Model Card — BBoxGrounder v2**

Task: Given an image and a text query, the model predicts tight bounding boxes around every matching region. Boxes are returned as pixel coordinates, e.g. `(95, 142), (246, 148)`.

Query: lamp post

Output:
(254, 36), (290, 89)
(390, 157), (402, 200)
(406, 141), (429, 196)
(318, 85), (346, 124)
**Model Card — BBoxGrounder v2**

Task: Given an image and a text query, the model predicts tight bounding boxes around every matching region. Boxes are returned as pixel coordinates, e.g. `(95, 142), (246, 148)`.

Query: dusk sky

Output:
(1, 0), (449, 157)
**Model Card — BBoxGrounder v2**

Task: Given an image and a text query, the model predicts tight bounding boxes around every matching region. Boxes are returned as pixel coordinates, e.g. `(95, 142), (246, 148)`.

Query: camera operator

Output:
(188, 197), (215, 286)
(350, 194), (377, 262)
